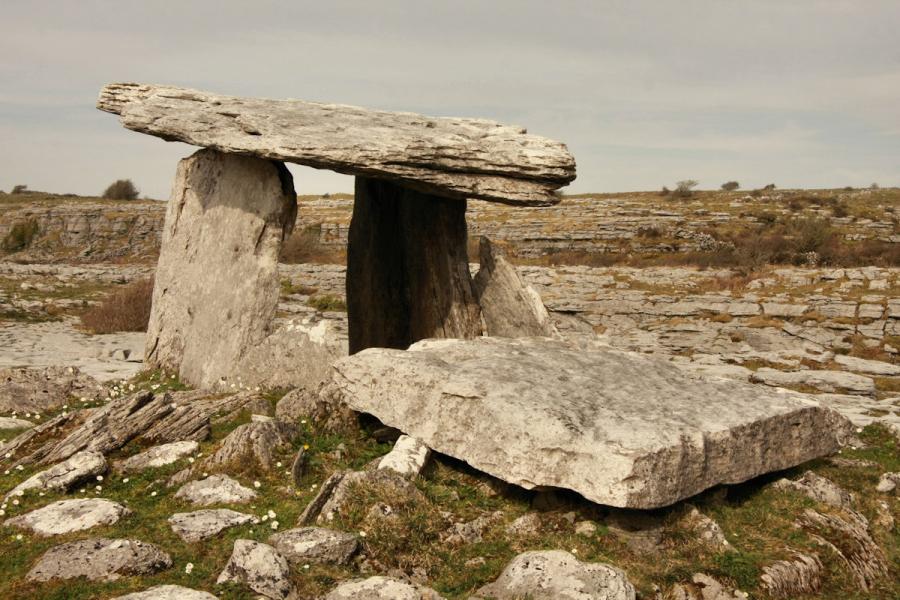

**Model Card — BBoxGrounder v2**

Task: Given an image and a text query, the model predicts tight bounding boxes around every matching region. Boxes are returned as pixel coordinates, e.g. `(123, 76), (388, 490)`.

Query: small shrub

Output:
(763, 183), (776, 190)
(721, 181), (740, 191)
(280, 223), (346, 264)
(636, 225), (663, 239)
(831, 203), (849, 218)
(870, 182), (880, 190)
(307, 294), (347, 312)
(80, 278), (154, 333)
(660, 186), (671, 196)
(10, 184), (28, 194)
(102, 179), (140, 200)
(672, 180), (699, 198)
(1, 219), (39, 253)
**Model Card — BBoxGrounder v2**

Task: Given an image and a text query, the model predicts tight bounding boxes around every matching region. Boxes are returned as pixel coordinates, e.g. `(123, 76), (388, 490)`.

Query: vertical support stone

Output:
(346, 177), (482, 354)
(145, 148), (297, 388)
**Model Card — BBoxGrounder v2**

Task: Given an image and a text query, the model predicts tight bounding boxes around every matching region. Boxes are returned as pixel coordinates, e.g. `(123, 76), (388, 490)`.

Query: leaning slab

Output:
(117, 440), (199, 472)
(5, 450), (107, 501)
(26, 538), (172, 582)
(98, 83), (575, 205)
(5, 498), (129, 536)
(333, 337), (853, 509)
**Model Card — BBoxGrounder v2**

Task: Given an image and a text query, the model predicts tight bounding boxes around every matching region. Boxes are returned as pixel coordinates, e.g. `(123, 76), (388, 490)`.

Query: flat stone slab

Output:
(112, 586), (218, 600)
(168, 508), (254, 542)
(5, 498), (129, 536)
(97, 83), (575, 206)
(325, 576), (445, 600)
(751, 367), (876, 396)
(174, 474), (258, 506)
(269, 527), (360, 566)
(217, 539), (294, 599)
(117, 440), (199, 472)
(26, 538), (172, 582)
(0, 417), (34, 429)
(333, 337), (853, 509)
(5, 450), (107, 501)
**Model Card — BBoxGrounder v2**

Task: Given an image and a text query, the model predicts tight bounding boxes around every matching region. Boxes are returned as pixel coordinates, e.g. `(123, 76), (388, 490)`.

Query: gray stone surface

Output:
(377, 435), (431, 478)
(773, 471), (855, 510)
(473, 237), (556, 337)
(750, 367), (876, 396)
(797, 509), (887, 591)
(204, 420), (296, 471)
(5, 450), (107, 501)
(216, 539), (294, 599)
(26, 538), (171, 582)
(0, 365), (102, 413)
(117, 440), (199, 472)
(168, 508), (254, 542)
(5, 498), (129, 536)
(98, 83), (575, 205)
(760, 553), (823, 599)
(174, 474), (257, 506)
(0, 417), (34, 429)
(269, 526), (360, 565)
(145, 148), (297, 389)
(334, 337), (853, 508)
(834, 354), (900, 376)
(111, 586), (218, 600)
(475, 550), (635, 600)
(325, 576), (446, 600)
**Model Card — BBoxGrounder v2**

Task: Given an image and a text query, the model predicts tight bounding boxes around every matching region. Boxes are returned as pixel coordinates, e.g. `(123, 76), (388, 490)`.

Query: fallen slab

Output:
(333, 337), (853, 509)
(26, 538), (171, 582)
(5, 498), (129, 536)
(168, 508), (254, 543)
(97, 83), (575, 205)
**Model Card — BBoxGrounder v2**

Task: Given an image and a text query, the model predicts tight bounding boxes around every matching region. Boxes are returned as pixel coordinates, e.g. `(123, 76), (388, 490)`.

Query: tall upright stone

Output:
(145, 148), (297, 387)
(346, 177), (482, 354)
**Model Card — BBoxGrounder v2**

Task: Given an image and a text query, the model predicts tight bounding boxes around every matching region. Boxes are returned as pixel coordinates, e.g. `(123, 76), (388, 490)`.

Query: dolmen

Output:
(98, 83), (576, 387)
(99, 83), (852, 509)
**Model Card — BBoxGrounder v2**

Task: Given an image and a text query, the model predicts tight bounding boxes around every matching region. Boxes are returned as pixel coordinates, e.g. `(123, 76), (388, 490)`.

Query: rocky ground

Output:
(1, 189), (899, 598)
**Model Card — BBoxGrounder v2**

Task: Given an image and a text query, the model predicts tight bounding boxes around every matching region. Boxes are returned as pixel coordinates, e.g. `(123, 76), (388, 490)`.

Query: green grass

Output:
(0, 375), (898, 598)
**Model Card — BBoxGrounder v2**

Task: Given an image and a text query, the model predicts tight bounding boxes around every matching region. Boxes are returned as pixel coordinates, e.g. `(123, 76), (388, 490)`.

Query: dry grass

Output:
(79, 277), (154, 333)
(279, 223), (346, 264)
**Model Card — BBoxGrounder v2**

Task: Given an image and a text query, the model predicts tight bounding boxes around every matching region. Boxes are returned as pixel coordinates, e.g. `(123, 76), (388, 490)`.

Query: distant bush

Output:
(80, 278), (154, 333)
(1, 219), (39, 253)
(871, 182), (880, 190)
(831, 203), (849, 218)
(636, 225), (663, 239)
(763, 183), (776, 191)
(279, 223), (345, 264)
(102, 179), (140, 200)
(721, 181), (740, 191)
(672, 180), (698, 198)
(307, 294), (347, 312)
(11, 185), (28, 194)
(659, 186), (671, 196)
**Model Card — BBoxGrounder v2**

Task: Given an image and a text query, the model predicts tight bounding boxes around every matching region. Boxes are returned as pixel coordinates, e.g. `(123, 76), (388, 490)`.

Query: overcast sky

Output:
(2, 1), (898, 199)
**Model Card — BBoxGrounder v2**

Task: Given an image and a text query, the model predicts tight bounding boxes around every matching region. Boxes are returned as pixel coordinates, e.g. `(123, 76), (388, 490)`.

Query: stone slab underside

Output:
(333, 337), (853, 509)
(346, 177), (482, 354)
(97, 83), (575, 206)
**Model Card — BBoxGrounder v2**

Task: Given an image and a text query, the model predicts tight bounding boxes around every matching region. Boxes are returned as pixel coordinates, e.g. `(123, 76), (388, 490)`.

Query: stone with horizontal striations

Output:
(750, 367), (876, 396)
(5, 450), (107, 501)
(97, 83), (575, 206)
(834, 354), (900, 376)
(117, 440), (199, 472)
(0, 417), (34, 430)
(5, 498), (129, 536)
(26, 538), (171, 582)
(168, 508), (254, 542)
(333, 337), (853, 509)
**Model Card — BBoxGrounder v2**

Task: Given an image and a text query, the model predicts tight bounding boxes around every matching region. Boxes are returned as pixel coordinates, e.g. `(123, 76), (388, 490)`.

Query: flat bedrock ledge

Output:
(333, 337), (854, 509)
(97, 82), (575, 205)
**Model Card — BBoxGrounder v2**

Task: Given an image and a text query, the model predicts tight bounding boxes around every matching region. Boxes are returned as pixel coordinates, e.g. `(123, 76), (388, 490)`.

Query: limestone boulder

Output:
(473, 237), (557, 337)
(0, 417), (34, 430)
(474, 550), (635, 600)
(168, 508), (254, 542)
(773, 471), (855, 510)
(117, 440), (198, 472)
(325, 576), (446, 600)
(216, 539), (294, 599)
(144, 148), (297, 389)
(333, 337), (853, 509)
(5, 498), (129, 536)
(204, 420), (297, 471)
(26, 538), (172, 582)
(5, 450), (107, 501)
(111, 586), (218, 600)
(174, 475), (257, 506)
(377, 435), (431, 478)
(0, 366), (102, 413)
(269, 526), (360, 566)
